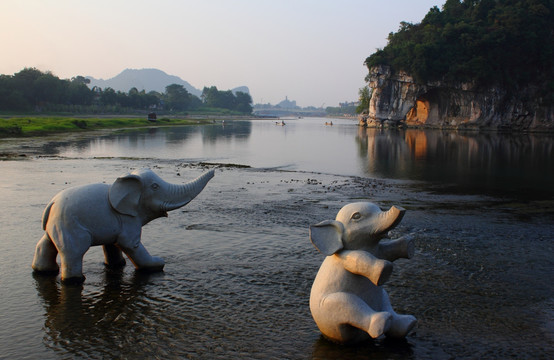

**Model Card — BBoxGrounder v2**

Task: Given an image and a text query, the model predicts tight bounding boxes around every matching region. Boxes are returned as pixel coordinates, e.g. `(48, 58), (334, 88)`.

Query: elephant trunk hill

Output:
(364, 65), (553, 132)
(361, 0), (554, 132)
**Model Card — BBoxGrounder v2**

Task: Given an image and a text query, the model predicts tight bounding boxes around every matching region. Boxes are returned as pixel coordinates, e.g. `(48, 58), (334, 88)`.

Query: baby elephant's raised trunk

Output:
(164, 169), (215, 211)
(374, 205), (405, 235)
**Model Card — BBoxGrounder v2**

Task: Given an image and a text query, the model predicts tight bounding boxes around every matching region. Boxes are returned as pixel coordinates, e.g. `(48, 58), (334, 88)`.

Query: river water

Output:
(0, 117), (552, 359)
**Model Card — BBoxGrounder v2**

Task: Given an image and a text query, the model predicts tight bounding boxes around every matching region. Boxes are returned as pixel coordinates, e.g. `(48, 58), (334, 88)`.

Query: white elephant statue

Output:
(32, 168), (214, 284)
(309, 202), (416, 344)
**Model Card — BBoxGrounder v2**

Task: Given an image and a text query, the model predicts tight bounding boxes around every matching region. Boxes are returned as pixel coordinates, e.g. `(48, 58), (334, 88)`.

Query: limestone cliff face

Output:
(365, 65), (553, 131)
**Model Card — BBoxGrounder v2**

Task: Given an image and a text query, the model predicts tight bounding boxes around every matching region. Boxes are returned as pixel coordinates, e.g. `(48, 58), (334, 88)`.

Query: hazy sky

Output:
(0, 0), (441, 107)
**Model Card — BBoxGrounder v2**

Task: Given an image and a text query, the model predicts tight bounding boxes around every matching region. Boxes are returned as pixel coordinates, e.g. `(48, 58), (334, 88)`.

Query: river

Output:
(0, 117), (552, 359)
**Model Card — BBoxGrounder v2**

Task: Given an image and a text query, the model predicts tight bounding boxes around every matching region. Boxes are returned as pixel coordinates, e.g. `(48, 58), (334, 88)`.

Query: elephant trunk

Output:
(162, 169), (215, 212)
(374, 205), (405, 235)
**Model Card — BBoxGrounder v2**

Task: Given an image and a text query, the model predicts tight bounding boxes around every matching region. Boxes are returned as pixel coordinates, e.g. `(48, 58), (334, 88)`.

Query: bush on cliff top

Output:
(365, 0), (554, 92)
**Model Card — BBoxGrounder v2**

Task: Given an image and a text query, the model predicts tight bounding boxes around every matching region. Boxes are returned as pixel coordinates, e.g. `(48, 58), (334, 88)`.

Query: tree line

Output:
(364, 0), (554, 93)
(0, 68), (253, 114)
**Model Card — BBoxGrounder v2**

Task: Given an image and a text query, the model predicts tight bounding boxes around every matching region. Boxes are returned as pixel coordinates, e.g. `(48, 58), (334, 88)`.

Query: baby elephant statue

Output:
(32, 168), (215, 284)
(309, 202), (416, 344)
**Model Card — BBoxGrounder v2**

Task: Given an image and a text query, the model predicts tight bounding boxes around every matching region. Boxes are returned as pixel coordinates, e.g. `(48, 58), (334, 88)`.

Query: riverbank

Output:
(0, 115), (227, 138)
(0, 114), (299, 138)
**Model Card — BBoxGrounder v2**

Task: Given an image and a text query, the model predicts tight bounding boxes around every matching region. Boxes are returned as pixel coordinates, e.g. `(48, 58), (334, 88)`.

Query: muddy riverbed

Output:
(1, 154), (552, 359)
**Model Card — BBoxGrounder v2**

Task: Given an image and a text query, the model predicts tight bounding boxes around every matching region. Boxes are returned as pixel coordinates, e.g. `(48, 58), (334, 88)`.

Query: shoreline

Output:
(0, 114), (316, 139)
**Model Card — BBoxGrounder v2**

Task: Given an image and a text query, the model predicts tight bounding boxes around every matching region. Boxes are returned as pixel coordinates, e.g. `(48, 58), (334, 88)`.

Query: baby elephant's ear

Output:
(109, 174), (142, 216)
(309, 220), (344, 256)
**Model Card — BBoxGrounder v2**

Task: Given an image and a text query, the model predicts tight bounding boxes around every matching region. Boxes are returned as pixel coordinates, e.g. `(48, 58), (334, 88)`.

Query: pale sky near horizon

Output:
(0, 0), (441, 107)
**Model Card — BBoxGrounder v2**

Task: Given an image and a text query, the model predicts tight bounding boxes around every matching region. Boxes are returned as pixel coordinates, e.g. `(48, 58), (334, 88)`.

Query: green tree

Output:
(66, 76), (93, 105)
(202, 86), (252, 113)
(218, 90), (236, 110)
(165, 84), (190, 111)
(356, 87), (371, 114)
(143, 91), (162, 109)
(100, 87), (118, 106)
(12, 67), (44, 107)
(70, 76), (90, 85)
(35, 72), (65, 105)
(127, 87), (142, 108)
(0, 74), (28, 110)
(201, 86), (220, 108)
(235, 91), (253, 113)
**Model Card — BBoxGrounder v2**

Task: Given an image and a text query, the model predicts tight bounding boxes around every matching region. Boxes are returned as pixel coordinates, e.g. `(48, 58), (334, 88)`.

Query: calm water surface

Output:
(41, 117), (554, 198)
(1, 117), (553, 359)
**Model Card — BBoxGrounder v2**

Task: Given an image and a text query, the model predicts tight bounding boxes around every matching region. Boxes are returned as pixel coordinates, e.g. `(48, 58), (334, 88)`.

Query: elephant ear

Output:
(309, 220), (344, 256)
(108, 174), (142, 216)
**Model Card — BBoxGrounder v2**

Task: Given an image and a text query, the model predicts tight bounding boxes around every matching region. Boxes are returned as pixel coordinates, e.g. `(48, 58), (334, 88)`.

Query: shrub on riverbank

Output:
(0, 116), (211, 137)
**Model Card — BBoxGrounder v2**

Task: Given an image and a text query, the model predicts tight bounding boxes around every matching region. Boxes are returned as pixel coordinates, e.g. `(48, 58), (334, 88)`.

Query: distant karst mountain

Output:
(230, 86), (250, 95)
(86, 68), (249, 98)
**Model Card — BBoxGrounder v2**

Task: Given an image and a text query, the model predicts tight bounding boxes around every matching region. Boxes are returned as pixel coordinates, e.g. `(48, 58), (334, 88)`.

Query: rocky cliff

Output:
(363, 65), (553, 131)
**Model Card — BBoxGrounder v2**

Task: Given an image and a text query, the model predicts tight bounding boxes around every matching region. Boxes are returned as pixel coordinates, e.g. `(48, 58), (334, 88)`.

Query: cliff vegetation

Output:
(365, 0), (553, 94)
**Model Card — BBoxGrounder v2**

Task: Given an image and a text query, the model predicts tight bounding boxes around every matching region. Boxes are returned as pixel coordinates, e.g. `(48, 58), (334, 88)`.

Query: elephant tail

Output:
(42, 201), (54, 231)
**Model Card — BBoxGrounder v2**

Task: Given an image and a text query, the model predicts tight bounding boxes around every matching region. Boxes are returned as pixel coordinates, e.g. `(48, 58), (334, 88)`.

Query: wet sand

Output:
(0, 155), (552, 359)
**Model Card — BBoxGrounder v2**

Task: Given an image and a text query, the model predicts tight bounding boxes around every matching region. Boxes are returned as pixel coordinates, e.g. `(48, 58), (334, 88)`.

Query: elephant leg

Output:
(32, 233), (59, 274)
(380, 289), (417, 338)
(51, 227), (90, 284)
(315, 292), (392, 342)
(103, 244), (126, 268)
(385, 314), (417, 338)
(59, 248), (87, 284)
(121, 242), (164, 272)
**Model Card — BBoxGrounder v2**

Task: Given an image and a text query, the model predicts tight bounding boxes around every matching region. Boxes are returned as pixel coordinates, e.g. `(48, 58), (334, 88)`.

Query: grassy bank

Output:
(0, 116), (216, 137)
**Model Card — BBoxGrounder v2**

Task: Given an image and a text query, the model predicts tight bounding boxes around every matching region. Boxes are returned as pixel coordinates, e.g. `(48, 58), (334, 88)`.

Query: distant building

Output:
(277, 96), (298, 109)
(339, 101), (360, 108)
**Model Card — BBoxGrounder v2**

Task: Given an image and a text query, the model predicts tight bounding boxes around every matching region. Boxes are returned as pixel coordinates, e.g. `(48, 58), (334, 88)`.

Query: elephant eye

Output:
(351, 212), (362, 220)
(151, 183), (160, 191)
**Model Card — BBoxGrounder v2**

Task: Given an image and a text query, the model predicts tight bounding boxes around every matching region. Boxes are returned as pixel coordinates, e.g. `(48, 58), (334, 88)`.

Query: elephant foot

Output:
(61, 275), (86, 285)
(134, 255), (165, 272)
(103, 244), (126, 269)
(368, 311), (392, 338)
(104, 258), (126, 269)
(136, 264), (165, 273)
(386, 315), (417, 338)
(32, 267), (60, 276)
(32, 258), (60, 274)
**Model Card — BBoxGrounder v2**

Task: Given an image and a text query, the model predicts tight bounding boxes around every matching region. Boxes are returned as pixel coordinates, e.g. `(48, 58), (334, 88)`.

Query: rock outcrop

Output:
(363, 65), (553, 131)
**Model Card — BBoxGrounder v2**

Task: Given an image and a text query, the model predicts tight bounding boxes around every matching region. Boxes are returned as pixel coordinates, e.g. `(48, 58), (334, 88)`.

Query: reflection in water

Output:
(200, 121), (252, 144)
(311, 336), (414, 360)
(34, 270), (161, 358)
(29, 119), (553, 198)
(357, 127), (554, 197)
(43, 121), (253, 160)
